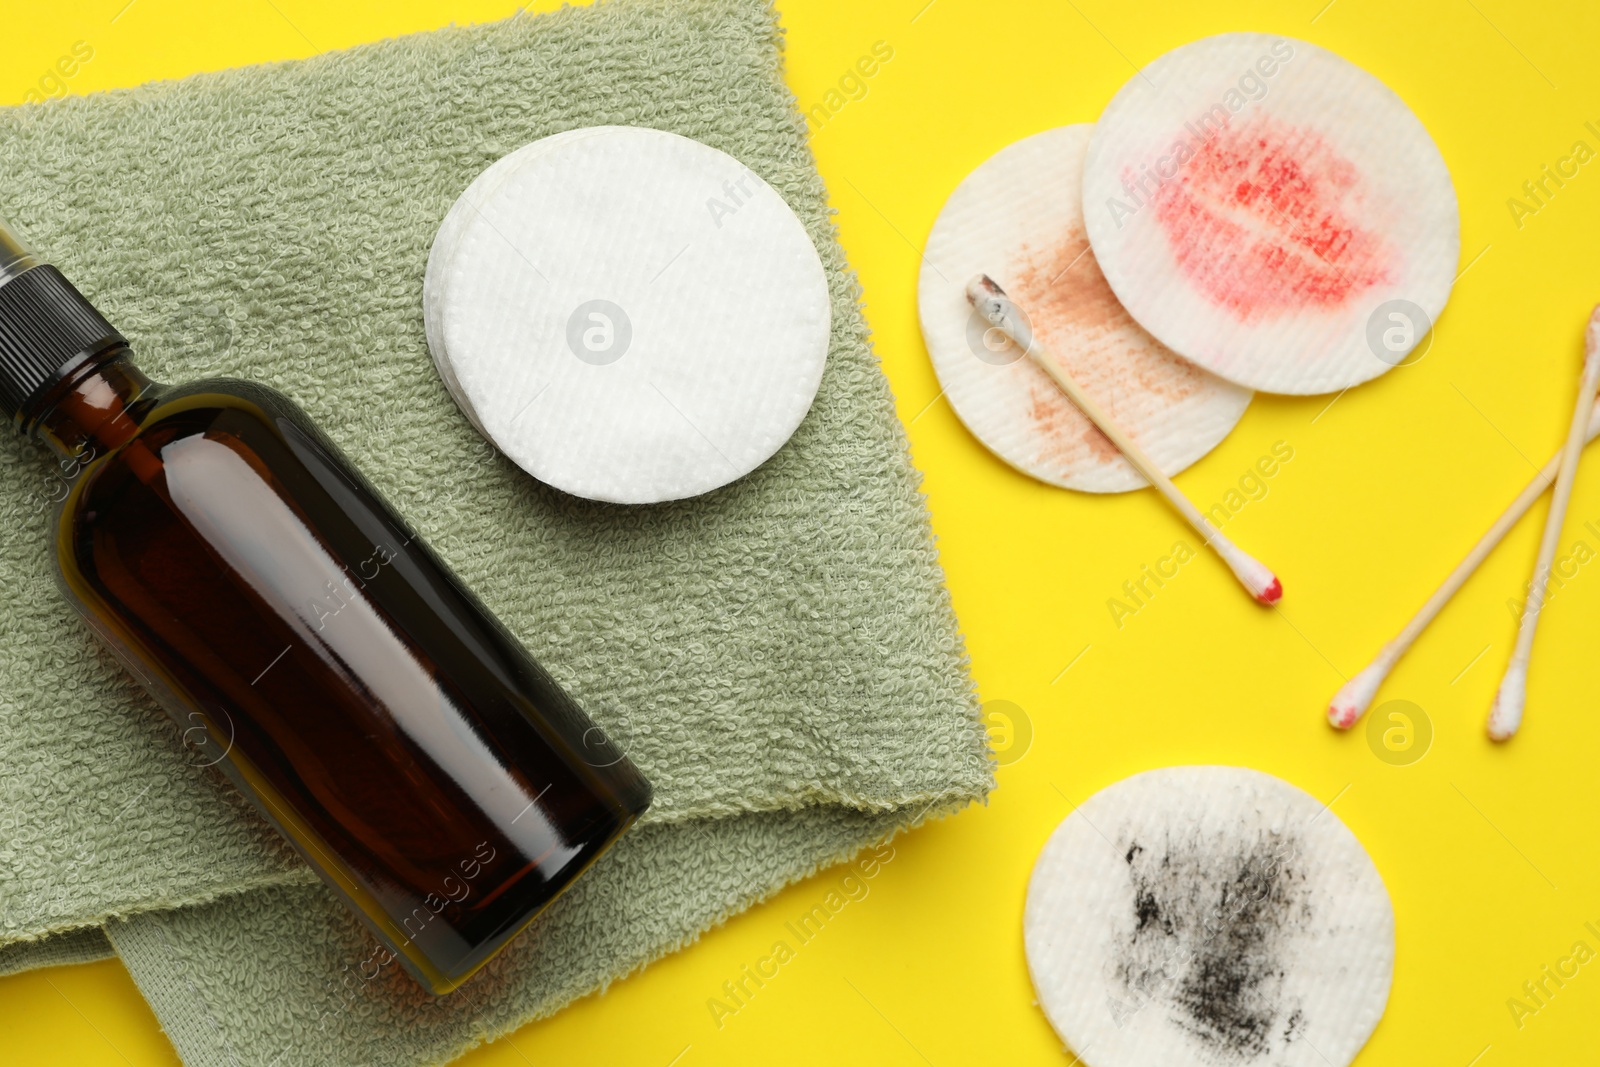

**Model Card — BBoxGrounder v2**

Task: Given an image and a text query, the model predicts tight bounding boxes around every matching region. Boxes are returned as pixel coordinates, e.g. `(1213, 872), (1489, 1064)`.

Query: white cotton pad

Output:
(425, 126), (832, 504)
(1082, 34), (1459, 395)
(1025, 766), (1394, 1067)
(425, 128), (611, 430)
(918, 125), (1252, 493)
(422, 131), (608, 431)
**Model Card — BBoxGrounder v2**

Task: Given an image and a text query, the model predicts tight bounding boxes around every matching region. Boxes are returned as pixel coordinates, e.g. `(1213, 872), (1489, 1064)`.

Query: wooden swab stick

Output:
(1328, 394), (1600, 729)
(965, 274), (1282, 604)
(1487, 306), (1600, 741)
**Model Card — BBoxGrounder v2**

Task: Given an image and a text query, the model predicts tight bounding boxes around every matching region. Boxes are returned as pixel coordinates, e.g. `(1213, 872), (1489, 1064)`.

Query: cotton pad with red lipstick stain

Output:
(919, 125), (1253, 493)
(1082, 34), (1459, 395)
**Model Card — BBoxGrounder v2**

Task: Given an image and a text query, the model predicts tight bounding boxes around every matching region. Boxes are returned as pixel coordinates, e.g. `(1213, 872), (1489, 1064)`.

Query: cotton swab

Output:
(965, 274), (1282, 604)
(1486, 306), (1600, 741)
(1328, 395), (1600, 729)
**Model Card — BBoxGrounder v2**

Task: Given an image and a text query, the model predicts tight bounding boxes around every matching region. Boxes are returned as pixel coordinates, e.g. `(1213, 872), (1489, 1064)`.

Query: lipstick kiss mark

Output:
(1145, 115), (1391, 322)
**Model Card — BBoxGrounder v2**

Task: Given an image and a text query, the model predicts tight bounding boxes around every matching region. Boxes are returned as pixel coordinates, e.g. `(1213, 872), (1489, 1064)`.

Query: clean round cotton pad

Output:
(919, 125), (1252, 493)
(1082, 34), (1459, 395)
(426, 126), (832, 504)
(425, 127), (612, 430)
(1025, 766), (1394, 1067)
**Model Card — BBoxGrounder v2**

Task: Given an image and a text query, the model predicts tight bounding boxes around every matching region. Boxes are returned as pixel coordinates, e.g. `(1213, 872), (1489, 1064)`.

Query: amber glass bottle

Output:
(0, 224), (650, 994)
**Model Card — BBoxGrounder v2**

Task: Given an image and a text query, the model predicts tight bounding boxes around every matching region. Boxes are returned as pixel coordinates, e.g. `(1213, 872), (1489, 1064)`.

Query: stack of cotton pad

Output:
(425, 126), (832, 504)
(1025, 767), (1394, 1067)
(1083, 33), (1459, 395)
(919, 126), (1252, 492)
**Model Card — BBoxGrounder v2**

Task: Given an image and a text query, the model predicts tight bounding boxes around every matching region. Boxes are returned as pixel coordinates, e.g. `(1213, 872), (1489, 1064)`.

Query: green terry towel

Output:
(0, 0), (991, 1062)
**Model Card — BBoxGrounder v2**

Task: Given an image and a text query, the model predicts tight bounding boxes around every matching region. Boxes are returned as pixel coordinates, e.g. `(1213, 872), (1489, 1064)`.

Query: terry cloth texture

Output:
(0, 0), (992, 1063)
(0, 926), (112, 978)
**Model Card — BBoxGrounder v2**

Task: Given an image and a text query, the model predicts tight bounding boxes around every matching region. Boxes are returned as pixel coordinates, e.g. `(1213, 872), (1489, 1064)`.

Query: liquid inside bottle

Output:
(1, 238), (650, 994)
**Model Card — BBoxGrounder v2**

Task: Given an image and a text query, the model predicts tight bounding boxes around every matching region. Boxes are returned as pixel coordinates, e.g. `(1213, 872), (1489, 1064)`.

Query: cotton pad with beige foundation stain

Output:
(919, 125), (1252, 494)
(1082, 33), (1459, 396)
(425, 126), (832, 504)
(1025, 766), (1394, 1067)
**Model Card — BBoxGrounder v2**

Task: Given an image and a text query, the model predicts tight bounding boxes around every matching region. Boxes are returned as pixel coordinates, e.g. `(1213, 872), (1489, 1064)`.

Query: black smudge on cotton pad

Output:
(1024, 768), (1396, 1067)
(1108, 827), (1312, 1063)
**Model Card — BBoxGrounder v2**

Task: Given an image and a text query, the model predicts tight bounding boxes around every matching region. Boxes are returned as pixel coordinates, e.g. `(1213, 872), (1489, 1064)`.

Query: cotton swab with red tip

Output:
(1486, 306), (1600, 741)
(965, 274), (1282, 605)
(1328, 394), (1600, 729)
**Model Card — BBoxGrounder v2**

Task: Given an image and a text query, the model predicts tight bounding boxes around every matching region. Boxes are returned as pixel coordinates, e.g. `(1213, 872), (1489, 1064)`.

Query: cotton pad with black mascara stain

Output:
(1025, 767), (1393, 1066)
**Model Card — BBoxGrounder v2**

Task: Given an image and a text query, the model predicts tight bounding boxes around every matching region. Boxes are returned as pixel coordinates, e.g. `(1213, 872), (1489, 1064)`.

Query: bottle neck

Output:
(31, 351), (155, 461)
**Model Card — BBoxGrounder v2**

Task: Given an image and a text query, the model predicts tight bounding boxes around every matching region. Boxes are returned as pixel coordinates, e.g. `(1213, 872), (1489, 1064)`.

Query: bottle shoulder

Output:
(98, 377), (325, 463)
(146, 377), (307, 427)
(60, 378), (320, 516)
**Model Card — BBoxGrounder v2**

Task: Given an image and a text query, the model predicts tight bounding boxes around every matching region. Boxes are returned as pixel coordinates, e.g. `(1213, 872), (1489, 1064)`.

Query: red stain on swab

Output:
(1255, 575), (1283, 605)
(1144, 115), (1391, 321)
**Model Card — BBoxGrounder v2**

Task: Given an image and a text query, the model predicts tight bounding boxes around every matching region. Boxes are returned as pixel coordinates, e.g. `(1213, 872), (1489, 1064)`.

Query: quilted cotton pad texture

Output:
(424, 127), (612, 430)
(1082, 33), (1459, 395)
(1025, 766), (1394, 1067)
(0, 2), (992, 1064)
(432, 126), (832, 504)
(919, 125), (1252, 493)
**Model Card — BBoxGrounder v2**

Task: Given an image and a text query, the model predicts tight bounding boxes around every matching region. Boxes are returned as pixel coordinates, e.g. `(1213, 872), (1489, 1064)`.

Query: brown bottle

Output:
(0, 222), (650, 994)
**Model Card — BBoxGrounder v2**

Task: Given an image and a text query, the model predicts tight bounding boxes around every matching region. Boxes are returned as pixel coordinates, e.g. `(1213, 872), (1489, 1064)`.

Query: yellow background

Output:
(4, 0), (1599, 1063)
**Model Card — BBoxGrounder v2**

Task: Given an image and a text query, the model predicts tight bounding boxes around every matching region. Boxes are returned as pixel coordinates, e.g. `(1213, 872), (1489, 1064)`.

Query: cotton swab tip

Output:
(1327, 661), (1389, 730)
(1587, 304), (1600, 358)
(1487, 662), (1527, 741)
(965, 274), (1011, 327)
(1214, 538), (1282, 605)
(966, 272), (1006, 301)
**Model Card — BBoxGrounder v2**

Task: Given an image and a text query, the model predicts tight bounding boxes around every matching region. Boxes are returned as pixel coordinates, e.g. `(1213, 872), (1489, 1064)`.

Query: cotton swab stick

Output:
(1486, 307), (1600, 741)
(1328, 395), (1600, 729)
(965, 274), (1282, 604)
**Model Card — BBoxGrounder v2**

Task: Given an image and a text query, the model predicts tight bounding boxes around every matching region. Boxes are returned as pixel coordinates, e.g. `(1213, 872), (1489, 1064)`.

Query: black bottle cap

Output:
(0, 240), (127, 426)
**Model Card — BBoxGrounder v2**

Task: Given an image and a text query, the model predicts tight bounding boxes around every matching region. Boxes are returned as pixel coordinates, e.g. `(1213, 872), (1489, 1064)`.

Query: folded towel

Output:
(0, 1), (992, 1063)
